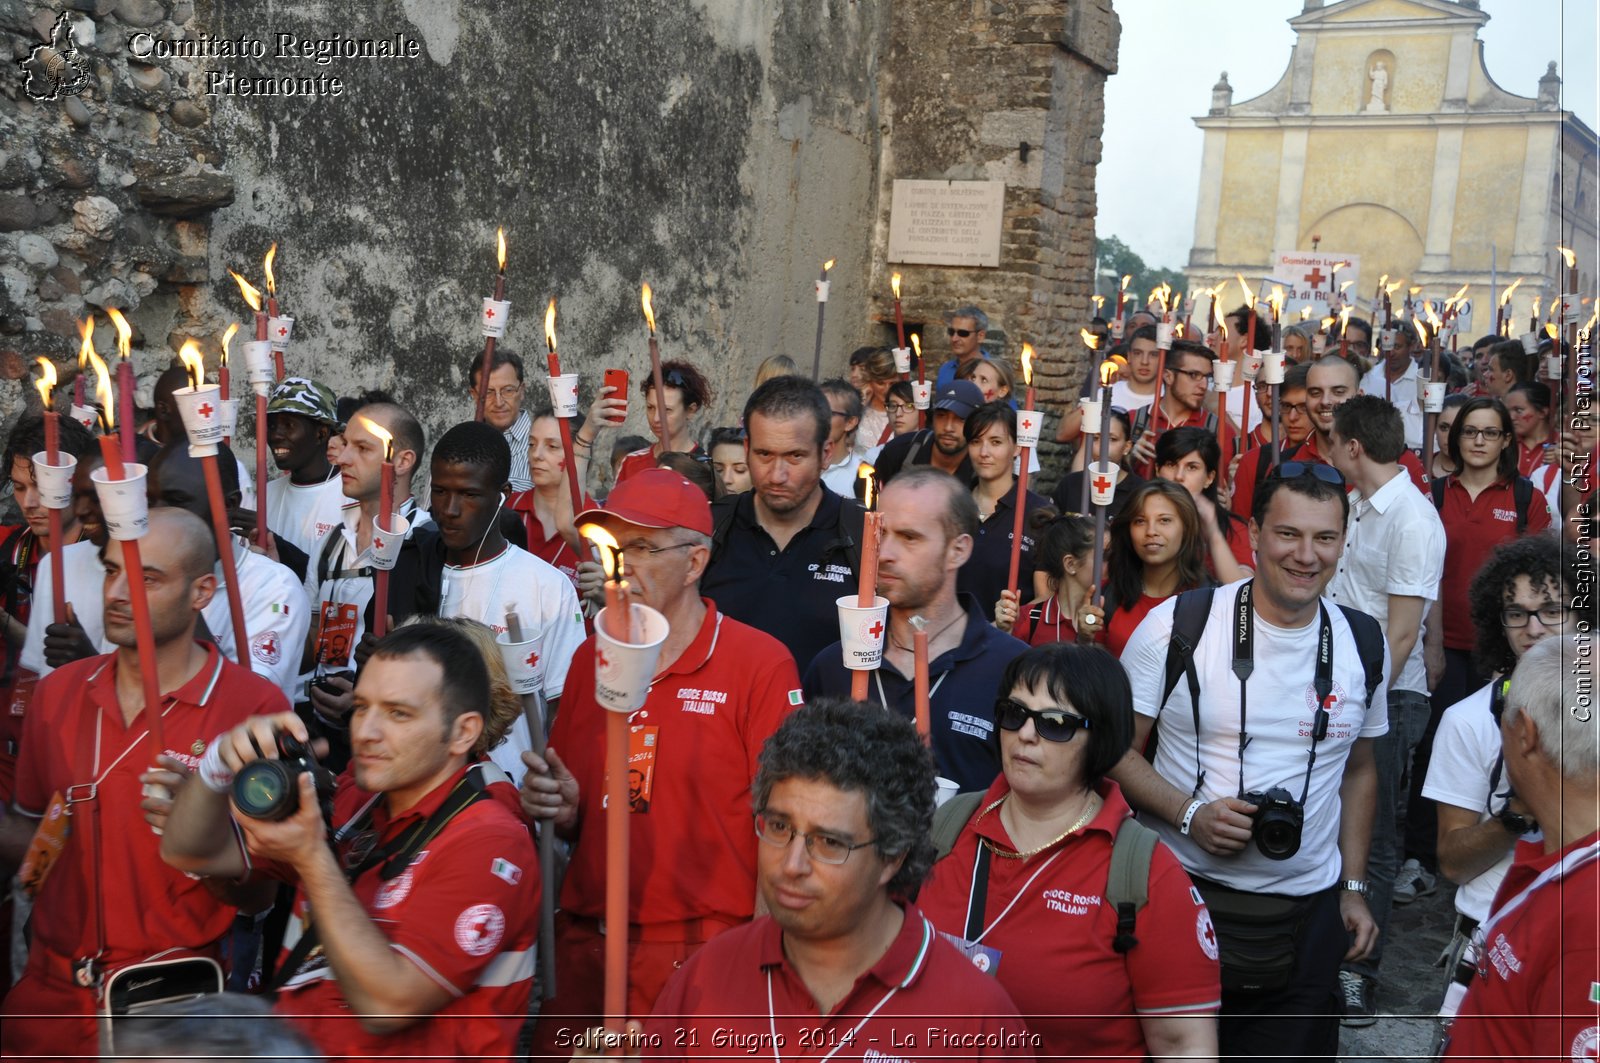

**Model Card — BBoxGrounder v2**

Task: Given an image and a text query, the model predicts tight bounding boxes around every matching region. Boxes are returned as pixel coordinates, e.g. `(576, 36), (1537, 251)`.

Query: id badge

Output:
(315, 602), (360, 669)
(18, 790), (71, 897)
(9, 670), (37, 717)
(937, 930), (1001, 976)
(628, 725), (658, 813)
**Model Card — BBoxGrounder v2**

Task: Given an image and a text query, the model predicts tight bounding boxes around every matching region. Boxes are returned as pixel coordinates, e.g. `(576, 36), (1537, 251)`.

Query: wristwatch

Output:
(1496, 806), (1535, 836)
(1339, 879), (1370, 896)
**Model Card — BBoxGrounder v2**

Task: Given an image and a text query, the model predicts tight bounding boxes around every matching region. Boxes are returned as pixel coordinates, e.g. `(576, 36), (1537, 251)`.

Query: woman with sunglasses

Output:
(1077, 480), (1211, 657)
(994, 512), (1096, 645)
(1422, 397), (1553, 716)
(959, 402), (1052, 621)
(920, 644), (1221, 1063)
(576, 359), (712, 487)
(1153, 427), (1252, 581)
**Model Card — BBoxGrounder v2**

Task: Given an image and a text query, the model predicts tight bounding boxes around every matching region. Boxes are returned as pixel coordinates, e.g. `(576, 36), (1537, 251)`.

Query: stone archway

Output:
(1302, 203), (1424, 283)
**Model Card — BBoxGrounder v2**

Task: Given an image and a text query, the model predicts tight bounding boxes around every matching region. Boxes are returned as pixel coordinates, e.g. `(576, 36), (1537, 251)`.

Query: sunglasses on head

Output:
(1268, 460), (1345, 487)
(995, 698), (1091, 743)
(947, 327), (975, 338)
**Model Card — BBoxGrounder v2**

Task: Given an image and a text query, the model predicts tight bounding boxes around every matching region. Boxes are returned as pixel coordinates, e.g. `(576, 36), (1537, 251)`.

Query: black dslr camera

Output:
(232, 732), (336, 822)
(1242, 786), (1304, 860)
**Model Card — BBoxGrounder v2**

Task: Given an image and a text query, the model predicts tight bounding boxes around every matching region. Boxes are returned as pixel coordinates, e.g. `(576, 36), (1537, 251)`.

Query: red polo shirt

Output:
(1229, 436), (1426, 523)
(1022, 598), (1077, 646)
(644, 905), (1034, 1059)
(1444, 832), (1600, 1063)
(550, 600), (801, 925)
(920, 780), (1220, 1061)
(1, 645), (287, 1057)
(1515, 437), (1555, 479)
(1437, 476), (1553, 650)
(616, 444), (705, 486)
(1134, 405), (1240, 480)
(271, 765), (539, 1063)
(1087, 590), (1171, 659)
(507, 490), (585, 590)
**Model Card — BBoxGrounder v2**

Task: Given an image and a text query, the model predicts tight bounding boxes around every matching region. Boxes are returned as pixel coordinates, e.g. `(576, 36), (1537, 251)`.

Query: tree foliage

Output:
(1094, 235), (1187, 316)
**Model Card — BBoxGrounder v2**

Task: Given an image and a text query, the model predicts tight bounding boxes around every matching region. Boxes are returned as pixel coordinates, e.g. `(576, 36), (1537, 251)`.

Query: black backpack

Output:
(1131, 406), (1217, 444)
(1430, 476), (1535, 536)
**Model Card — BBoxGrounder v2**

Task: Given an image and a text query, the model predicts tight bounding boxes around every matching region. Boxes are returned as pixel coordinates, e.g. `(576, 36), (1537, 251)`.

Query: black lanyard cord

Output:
(1232, 582), (1333, 804)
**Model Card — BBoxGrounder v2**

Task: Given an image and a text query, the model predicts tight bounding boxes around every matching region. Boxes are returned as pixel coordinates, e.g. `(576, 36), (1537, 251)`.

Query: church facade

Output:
(1184, 0), (1595, 332)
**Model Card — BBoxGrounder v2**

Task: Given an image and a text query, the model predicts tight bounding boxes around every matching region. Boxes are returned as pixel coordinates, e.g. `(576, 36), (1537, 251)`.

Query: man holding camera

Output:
(1112, 467), (1385, 1061)
(0, 508), (289, 1057)
(160, 624), (538, 1061)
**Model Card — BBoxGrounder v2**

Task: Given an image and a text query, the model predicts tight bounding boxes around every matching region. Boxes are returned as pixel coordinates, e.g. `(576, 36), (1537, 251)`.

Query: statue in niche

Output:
(1365, 60), (1389, 113)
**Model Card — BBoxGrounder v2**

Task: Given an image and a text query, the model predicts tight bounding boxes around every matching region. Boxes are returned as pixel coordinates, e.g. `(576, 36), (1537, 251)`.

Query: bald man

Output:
(0, 507), (290, 1057)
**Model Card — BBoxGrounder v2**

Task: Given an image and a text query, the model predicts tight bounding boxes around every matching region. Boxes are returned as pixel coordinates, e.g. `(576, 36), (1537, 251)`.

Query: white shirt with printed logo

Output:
(20, 540), (111, 676)
(204, 534), (312, 698)
(1121, 579), (1389, 896)
(265, 473), (348, 557)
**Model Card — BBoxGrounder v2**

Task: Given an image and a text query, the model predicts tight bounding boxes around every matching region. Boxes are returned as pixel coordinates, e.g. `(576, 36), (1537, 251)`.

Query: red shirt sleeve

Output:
(1230, 448), (1260, 522)
(1124, 846), (1222, 1014)
(737, 638), (802, 784)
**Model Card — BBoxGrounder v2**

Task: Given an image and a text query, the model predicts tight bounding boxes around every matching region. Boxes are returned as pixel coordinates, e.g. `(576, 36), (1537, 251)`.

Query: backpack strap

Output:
(930, 791), (987, 861)
(1513, 476), (1533, 536)
(1334, 605), (1386, 708)
(834, 498), (867, 578)
(709, 495), (740, 561)
(1431, 478), (1446, 511)
(1106, 816), (1160, 954)
(1156, 586), (1217, 789)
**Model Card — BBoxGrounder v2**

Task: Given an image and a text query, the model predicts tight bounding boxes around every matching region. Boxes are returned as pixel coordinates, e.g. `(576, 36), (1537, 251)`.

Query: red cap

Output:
(575, 468), (713, 536)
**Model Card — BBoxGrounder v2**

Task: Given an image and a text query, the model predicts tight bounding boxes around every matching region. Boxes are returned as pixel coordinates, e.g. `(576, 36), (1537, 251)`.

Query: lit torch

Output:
(850, 462), (883, 702)
(178, 339), (250, 657)
(475, 228), (509, 421)
(104, 307), (136, 463)
(34, 358), (68, 623)
(1007, 345), (1040, 612)
(74, 315), (92, 408)
(543, 298), (585, 512)
(641, 283), (671, 452)
(811, 258), (835, 381)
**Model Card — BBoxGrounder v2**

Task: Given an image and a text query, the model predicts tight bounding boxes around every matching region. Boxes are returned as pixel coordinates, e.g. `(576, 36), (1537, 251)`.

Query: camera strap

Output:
(272, 769), (489, 991)
(1232, 581), (1333, 804)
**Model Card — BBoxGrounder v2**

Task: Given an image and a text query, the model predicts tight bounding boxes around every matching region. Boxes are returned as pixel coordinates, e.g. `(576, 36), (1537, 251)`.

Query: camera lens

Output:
(232, 759), (301, 821)
(1255, 815), (1300, 860)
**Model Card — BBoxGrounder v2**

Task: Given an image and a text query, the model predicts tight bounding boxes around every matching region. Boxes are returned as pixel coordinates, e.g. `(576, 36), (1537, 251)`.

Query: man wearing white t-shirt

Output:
(263, 377), (347, 557)
(1421, 535), (1578, 1005)
(1110, 324), (1161, 413)
(1323, 396), (1445, 1024)
(1112, 467), (1385, 1061)
(427, 421), (585, 784)
(1359, 326), (1424, 451)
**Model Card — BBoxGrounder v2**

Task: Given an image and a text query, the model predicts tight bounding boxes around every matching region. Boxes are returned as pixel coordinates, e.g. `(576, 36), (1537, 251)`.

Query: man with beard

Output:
(869, 380), (981, 484)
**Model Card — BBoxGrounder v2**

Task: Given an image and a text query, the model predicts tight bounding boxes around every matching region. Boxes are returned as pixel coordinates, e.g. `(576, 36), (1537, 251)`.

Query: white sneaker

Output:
(1393, 857), (1438, 905)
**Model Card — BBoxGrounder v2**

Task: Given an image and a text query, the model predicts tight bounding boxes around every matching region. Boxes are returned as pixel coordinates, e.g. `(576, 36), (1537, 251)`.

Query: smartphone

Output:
(603, 369), (630, 423)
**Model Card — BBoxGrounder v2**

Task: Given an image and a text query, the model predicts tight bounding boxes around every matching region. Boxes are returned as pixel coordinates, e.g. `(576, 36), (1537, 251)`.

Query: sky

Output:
(1097, 0), (1599, 272)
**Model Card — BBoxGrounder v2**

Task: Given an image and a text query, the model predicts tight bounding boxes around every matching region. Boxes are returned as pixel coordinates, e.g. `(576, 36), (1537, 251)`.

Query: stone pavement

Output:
(1339, 881), (1459, 1062)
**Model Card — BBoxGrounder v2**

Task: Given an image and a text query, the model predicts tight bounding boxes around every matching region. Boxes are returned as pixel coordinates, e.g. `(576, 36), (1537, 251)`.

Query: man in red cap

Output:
(522, 468), (804, 1052)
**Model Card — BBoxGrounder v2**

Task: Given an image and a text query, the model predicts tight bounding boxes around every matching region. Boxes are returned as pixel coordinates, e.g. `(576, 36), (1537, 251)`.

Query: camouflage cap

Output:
(266, 377), (339, 426)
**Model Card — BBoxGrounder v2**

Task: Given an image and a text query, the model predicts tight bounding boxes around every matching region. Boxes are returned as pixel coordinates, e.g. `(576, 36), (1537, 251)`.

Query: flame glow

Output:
(77, 316), (94, 371)
(105, 307), (132, 362)
(496, 228), (506, 272)
(1092, 294), (1105, 310)
(1300, 307), (1313, 321)
(580, 523), (622, 580)
(1500, 278), (1524, 306)
(1378, 273), (1389, 289)
(177, 339), (204, 389)
(1236, 273), (1255, 307)
(822, 259), (835, 273)
(891, 273), (901, 300)
(1099, 359), (1118, 387)
(263, 243), (277, 296)
(1558, 246), (1577, 269)
(1080, 328), (1100, 351)
(857, 463), (877, 510)
(545, 298), (558, 351)
(357, 414), (395, 462)
(910, 333), (921, 360)
(86, 348), (113, 428)
(1413, 318), (1429, 347)
(1585, 308), (1599, 333)
(1532, 296), (1543, 319)
(1120, 274), (1131, 292)
(221, 322), (239, 367)
(1215, 310), (1229, 342)
(1269, 285), (1286, 317)
(1409, 286), (1423, 297)
(1020, 343), (1034, 386)
(640, 283), (656, 333)
(1546, 323), (1560, 340)
(1449, 283), (1470, 305)
(1425, 303), (1442, 330)
(1386, 280), (1404, 296)
(230, 270), (263, 312)
(1338, 279), (1354, 295)
(34, 358), (55, 411)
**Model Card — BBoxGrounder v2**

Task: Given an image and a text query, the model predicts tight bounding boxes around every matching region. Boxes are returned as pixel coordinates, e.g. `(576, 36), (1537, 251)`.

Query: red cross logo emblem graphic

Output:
(196, 402), (214, 418)
(525, 650), (541, 669)
(1303, 267), (1326, 288)
(485, 307), (496, 319)
(1093, 473), (1113, 495)
(1021, 417), (1034, 431)
(867, 620), (884, 640)
(373, 536), (386, 552)
(276, 325), (288, 337)
(596, 648), (611, 671)
(260, 636), (276, 656)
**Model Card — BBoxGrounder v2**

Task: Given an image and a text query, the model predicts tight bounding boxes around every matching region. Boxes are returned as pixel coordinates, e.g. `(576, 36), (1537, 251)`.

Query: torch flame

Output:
(357, 414), (395, 462)
(77, 316), (94, 370)
(263, 243), (277, 296)
(221, 322), (239, 367)
(891, 272), (901, 300)
(230, 270), (263, 313)
(579, 523), (622, 579)
(1413, 318), (1429, 347)
(1500, 277), (1524, 306)
(105, 307), (132, 362)
(910, 333), (921, 360)
(640, 283), (656, 333)
(1449, 283), (1470, 305)
(1585, 308), (1599, 333)
(1332, 261), (1349, 274)
(1386, 280), (1404, 296)
(1532, 296), (1543, 319)
(822, 259), (835, 273)
(34, 358), (55, 411)
(1338, 305), (1352, 331)
(1020, 343), (1034, 386)
(86, 348), (113, 428)
(1425, 303), (1442, 330)
(1545, 323), (1560, 340)
(1120, 274), (1131, 292)
(1080, 328), (1100, 351)
(1409, 286), (1423, 297)
(857, 463), (877, 510)
(1300, 306), (1313, 321)
(1215, 310), (1229, 342)
(1099, 359), (1118, 387)
(496, 228), (506, 272)
(1269, 285), (1286, 316)
(1338, 279), (1353, 294)
(1321, 316), (1336, 331)
(1236, 273), (1255, 307)
(545, 298), (558, 352)
(177, 339), (204, 389)
(1558, 246), (1576, 269)
(1091, 294), (1105, 310)
(1379, 273), (1389, 288)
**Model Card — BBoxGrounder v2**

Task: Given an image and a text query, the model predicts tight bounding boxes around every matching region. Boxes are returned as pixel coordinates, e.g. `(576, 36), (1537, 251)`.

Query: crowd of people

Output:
(0, 297), (1593, 1063)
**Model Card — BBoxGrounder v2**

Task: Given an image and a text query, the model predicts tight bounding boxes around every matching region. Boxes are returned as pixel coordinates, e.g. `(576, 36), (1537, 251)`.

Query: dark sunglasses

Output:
(947, 327), (975, 338)
(1269, 460), (1344, 487)
(995, 698), (1091, 743)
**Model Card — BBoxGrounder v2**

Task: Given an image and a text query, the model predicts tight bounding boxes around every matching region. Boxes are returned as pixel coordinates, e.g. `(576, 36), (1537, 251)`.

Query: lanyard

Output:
(1473, 840), (1600, 960)
(1230, 581), (1333, 803)
(764, 916), (933, 1063)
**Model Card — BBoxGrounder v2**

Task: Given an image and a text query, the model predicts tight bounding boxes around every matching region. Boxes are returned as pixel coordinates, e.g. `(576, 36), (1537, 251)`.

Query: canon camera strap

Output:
(1232, 581), (1333, 804)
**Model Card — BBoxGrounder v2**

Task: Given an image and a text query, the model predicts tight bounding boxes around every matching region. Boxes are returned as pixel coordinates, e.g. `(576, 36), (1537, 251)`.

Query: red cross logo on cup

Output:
(596, 648), (611, 671)
(525, 650), (541, 669)
(373, 536), (386, 552)
(867, 620), (884, 640)
(277, 325), (288, 337)
(485, 307), (496, 319)
(1021, 417), (1033, 430)
(196, 402), (214, 418)
(1093, 473), (1113, 494)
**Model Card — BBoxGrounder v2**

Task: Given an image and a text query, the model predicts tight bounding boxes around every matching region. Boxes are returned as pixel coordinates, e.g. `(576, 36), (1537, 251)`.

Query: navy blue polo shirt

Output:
(802, 593), (1026, 792)
(702, 486), (862, 670)
(958, 481), (1053, 621)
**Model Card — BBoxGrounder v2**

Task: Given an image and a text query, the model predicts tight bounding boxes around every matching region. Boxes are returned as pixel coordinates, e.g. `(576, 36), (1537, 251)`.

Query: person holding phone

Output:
(575, 361), (712, 488)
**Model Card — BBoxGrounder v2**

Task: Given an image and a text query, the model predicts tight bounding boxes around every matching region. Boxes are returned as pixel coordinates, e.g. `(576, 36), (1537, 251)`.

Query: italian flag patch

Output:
(787, 689), (804, 706)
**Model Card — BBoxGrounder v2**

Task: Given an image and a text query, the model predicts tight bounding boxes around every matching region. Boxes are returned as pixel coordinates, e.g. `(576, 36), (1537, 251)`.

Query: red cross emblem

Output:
(867, 620), (884, 639)
(596, 648), (611, 670)
(1303, 267), (1326, 288)
(196, 402), (214, 418)
(484, 307), (496, 319)
(276, 325), (288, 337)
(259, 636), (276, 655)
(1093, 473), (1113, 494)
(1203, 920), (1217, 951)
(1021, 417), (1033, 430)
(375, 534), (388, 552)
(525, 650), (541, 669)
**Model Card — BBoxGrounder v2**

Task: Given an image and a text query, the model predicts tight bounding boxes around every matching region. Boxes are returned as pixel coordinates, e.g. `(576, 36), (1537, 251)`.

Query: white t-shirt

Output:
(265, 473), (347, 558)
(1218, 381), (1264, 436)
(1121, 579), (1389, 895)
(1361, 361), (1424, 451)
(1420, 682), (1522, 923)
(439, 543), (585, 704)
(1110, 378), (1155, 413)
(204, 534), (313, 698)
(820, 446), (872, 498)
(19, 540), (111, 676)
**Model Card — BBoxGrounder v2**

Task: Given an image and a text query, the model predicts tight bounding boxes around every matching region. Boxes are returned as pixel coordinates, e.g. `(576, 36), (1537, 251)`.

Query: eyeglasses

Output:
(482, 385), (523, 402)
(947, 328), (975, 338)
(1169, 367), (1211, 383)
(995, 698), (1092, 743)
(619, 540), (698, 564)
(1460, 427), (1506, 442)
(886, 402), (913, 415)
(1280, 402), (1309, 416)
(754, 812), (876, 865)
(1270, 461), (1345, 486)
(1502, 604), (1567, 628)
